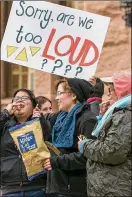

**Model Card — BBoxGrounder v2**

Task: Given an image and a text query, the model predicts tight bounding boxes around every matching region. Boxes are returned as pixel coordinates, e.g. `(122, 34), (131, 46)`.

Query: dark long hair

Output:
(12, 88), (38, 108)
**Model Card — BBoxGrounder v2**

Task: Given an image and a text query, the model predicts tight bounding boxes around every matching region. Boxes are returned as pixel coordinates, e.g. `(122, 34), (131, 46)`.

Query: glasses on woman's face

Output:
(56, 91), (71, 97)
(108, 85), (115, 95)
(13, 96), (30, 102)
(108, 87), (111, 95)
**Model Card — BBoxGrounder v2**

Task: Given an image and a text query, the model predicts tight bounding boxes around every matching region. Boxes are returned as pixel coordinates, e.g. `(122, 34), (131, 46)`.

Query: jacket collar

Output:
(6, 115), (33, 128)
(76, 102), (90, 116)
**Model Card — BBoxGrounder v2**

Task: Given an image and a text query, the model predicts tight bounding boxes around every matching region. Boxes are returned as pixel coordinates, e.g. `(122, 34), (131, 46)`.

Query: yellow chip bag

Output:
(9, 118), (50, 181)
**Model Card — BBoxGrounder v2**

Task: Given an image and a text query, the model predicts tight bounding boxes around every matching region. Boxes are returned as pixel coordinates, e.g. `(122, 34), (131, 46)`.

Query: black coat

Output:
(0, 109), (50, 195)
(89, 78), (104, 116)
(89, 100), (102, 116)
(44, 103), (97, 197)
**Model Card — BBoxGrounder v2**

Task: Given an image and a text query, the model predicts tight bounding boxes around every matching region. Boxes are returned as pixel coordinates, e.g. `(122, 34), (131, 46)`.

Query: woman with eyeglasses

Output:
(33, 78), (97, 197)
(78, 71), (131, 197)
(0, 88), (50, 197)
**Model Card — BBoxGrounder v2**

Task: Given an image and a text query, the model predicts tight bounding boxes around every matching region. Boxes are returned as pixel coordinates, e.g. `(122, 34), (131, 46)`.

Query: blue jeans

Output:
(2, 189), (46, 197)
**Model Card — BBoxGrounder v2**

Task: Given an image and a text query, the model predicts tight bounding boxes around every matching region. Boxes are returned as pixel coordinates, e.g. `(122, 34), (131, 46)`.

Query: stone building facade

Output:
(0, 1), (131, 111)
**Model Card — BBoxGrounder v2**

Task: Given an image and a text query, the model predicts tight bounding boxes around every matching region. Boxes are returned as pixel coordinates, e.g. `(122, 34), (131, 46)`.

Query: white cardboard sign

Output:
(1, 1), (110, 79)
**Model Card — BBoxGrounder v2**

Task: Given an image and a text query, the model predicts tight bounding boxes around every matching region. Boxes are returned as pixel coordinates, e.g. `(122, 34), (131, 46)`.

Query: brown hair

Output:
(36, 96), (52, 109)
(54, 79), (72, 92)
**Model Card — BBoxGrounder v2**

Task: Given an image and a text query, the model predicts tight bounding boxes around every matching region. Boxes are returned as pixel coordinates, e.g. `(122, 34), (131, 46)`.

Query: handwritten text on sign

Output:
(1, 1), (110, 79)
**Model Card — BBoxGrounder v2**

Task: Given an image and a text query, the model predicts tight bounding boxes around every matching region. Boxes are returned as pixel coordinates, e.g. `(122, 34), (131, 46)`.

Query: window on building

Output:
(11, 64), (28, 94)
(28, 68), (35, 92)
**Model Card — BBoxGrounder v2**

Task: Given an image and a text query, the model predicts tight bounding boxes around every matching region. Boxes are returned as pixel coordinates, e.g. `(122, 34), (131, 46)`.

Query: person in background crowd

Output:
(78, 71), (131, 197)
(33, 78), (97, 197)
(0, 88), (50, 197)
(36, 96), (53, 115)
(87, 76), (104, 116)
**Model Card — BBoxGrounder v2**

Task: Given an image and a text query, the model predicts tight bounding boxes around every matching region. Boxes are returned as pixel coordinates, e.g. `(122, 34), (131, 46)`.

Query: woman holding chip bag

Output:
(39, 78), (97, 197)
(0, 88), (50, 197)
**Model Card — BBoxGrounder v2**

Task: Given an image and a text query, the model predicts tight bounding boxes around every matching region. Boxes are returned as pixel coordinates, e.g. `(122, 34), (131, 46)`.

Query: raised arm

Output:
(0, 106), (12, 132)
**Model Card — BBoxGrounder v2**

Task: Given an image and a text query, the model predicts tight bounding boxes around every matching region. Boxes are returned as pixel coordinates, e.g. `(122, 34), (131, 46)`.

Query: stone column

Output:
(0, 1), (8, 99)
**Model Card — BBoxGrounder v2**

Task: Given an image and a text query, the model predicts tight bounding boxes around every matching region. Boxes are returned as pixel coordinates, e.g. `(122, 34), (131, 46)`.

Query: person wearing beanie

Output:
(87, 76), (104, 116)
(78, 71), (131, 197)
(0, 88), (50, 197)
(67, 78), (94, 103)
(34, 78), (97, 197)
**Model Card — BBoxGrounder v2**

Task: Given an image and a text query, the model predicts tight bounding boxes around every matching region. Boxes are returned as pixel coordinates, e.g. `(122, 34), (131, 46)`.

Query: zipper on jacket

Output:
(67, 176), (70, 193)
(19, 154), (23, 187)
(68, 184), (70, 193)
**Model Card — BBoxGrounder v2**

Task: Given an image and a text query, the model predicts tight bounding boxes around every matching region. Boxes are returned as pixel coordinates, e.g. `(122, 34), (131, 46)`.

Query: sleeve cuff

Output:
(79, 139), (89, 153)
(50, 156), (59, 169)
(97, 114), (103, 123)
(2, 109), (10, 118)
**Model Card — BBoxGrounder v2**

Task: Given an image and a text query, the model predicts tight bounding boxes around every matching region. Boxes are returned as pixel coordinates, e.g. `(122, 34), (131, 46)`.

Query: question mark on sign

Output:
(41, 59), (48, 69)
(75, 66), (83, 77)
(52, 59), (63, 74)
(64, 65), (72, 76)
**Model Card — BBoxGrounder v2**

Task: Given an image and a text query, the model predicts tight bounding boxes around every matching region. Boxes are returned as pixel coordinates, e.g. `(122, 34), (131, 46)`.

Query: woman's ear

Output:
(72, 93), (77, 102)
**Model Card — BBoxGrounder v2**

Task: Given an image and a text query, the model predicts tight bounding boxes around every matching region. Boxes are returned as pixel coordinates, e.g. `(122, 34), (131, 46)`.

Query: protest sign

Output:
(1, 1), (110, 79)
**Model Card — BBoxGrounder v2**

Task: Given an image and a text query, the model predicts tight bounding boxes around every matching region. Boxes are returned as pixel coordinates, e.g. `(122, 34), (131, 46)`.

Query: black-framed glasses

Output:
(108, 86), (115, 95)
(56, 91), (71, 96)
(13, 96), (30, 102)
(108, 87), (111, 94)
